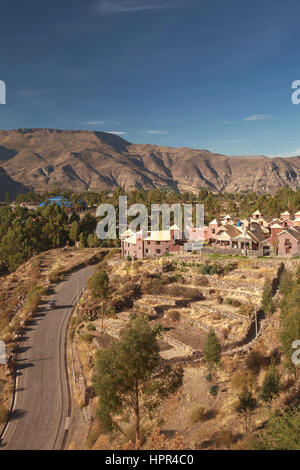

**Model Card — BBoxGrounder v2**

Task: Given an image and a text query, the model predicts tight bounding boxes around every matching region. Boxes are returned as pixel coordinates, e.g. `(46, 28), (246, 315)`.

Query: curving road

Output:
(0, 265), (95, 450)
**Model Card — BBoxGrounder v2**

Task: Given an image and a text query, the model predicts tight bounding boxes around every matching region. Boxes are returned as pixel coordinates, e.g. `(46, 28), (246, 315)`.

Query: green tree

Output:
(69, 221), (79, 244)
(79, 232), (86, 248)
(89, 269), (109, 331)
(251, 406), (300, 450)
(203, 328), (222, 372)
(92, 316), (183, 446)
(261, 278), (274, 315)
(235, 389), (258, 433)
(203, 328), (222, 396)
(259, 365), (281, 405)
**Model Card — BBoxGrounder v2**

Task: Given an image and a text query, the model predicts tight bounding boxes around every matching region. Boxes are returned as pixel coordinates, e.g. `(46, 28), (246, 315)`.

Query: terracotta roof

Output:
(221, 224), (243, 238)
(248, 228), (268, 243)
(261, 215), (274, 224)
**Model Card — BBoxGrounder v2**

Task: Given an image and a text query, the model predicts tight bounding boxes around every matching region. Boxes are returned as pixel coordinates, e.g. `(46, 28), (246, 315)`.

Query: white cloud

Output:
(244, 114), (273, 121)
(269, 148), (300, 158)
(83, 120), (108, 125)
(97, 0), (172, 14)
(224, 114), (273, 124)
(106, 131), (128, 135)
(146, 130), (168, 135)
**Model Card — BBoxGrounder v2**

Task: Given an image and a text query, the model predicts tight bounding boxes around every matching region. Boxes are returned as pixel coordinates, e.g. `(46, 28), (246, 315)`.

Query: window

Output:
(212, 229), (215, 234)
(156, 249), (161, 254)
(147, 241), (150, 245)
(145, 249), (149, 254)
(156, 241), (161, 245)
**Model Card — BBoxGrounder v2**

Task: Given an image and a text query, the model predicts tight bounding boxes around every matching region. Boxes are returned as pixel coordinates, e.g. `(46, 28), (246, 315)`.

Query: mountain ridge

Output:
(0, 128), (300, 195)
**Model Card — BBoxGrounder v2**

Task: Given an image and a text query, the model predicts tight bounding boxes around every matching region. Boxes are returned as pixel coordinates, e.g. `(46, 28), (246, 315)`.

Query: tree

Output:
(203, 328), (222, 372)
(251, 406), (300, 450)
(259, 365), (281, 406)
(89, 269), (110, 331)
(69, 221), (79, 244)
(231, 371), (257, 394)
(79, 232), (86, 248)
(203, 328), (222, 397)
(92, 316), (183, 447)
(261, 278), (274, 315)
(235, 389), (258, 433)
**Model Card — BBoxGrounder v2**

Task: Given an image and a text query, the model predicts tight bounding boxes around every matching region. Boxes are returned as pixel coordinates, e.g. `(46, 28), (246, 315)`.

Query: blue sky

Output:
(0, 0), (300, 156)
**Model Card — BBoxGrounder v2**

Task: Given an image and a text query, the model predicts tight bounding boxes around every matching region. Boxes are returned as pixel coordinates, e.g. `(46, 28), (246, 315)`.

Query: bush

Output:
(167, 285), (204, 299)
(214, 430), (237, 449)
(199, 263), (220, 276)
(194, 276), (209, 286)
(88, 270), (109, 300)
(238, 302), (255, 317)
(225, 298), (241, 307)
(0, 405), (9, 424)
(189, 407), (207, 424)
(245, 351), (265, 374)
(25, 285), (45, 312)
(167, 310), (181, 322)
(262, 278), (275, 315)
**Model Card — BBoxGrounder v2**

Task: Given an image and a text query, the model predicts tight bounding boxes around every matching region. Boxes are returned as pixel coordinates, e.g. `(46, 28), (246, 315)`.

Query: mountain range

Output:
(0, 128), (300, 197)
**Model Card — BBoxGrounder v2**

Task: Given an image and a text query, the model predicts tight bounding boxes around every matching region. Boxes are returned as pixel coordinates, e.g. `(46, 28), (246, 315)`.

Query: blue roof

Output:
(40, 197), (87, 208)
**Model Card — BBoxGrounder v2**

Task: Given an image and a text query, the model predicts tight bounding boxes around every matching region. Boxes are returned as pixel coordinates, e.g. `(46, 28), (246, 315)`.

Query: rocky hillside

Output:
(0, 128), (300, 195)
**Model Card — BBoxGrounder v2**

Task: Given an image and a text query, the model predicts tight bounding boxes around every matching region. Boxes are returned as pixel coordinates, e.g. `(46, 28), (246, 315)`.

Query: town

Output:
(121, 208), (300, 259)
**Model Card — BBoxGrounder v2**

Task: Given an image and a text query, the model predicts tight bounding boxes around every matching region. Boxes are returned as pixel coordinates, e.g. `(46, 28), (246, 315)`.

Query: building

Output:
(121, 225), (185, 259)
(277, 226), (300, 256)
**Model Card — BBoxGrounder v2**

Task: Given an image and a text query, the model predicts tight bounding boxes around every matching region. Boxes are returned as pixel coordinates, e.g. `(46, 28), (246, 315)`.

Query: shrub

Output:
(225, 298), (241, 307)
(167, 285), (204, 299)
(194, 276), (209, 286)
(0, 405), (9, 424)
(262, 278), (275, 315)
(214, 430), (237, 449)
(25, 285), (45, 312)
(167, 310), (180, 322)
(88, 270), (109, 300)
(189, 407), (207, 424)
(200, 263), (220, 276)
(238, 302), (255, 317)
(245, 350), (265, 374)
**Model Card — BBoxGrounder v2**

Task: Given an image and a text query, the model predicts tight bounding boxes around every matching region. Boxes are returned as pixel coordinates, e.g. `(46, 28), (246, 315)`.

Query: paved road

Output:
(0, 265), (95, 450)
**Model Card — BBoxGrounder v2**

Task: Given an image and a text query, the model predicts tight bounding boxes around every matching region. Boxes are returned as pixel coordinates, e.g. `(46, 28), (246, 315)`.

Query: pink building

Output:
(207, 218), (222, 241)
(277, 226), (300, 256)
(121, 226), (184, 259)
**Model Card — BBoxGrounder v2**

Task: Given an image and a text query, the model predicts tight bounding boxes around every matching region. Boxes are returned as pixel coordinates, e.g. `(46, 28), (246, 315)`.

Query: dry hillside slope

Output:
(0, 128), (300, 194)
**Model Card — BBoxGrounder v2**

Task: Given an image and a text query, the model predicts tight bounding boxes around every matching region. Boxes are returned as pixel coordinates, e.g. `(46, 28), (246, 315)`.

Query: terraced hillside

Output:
(67, 252), (285, 450)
